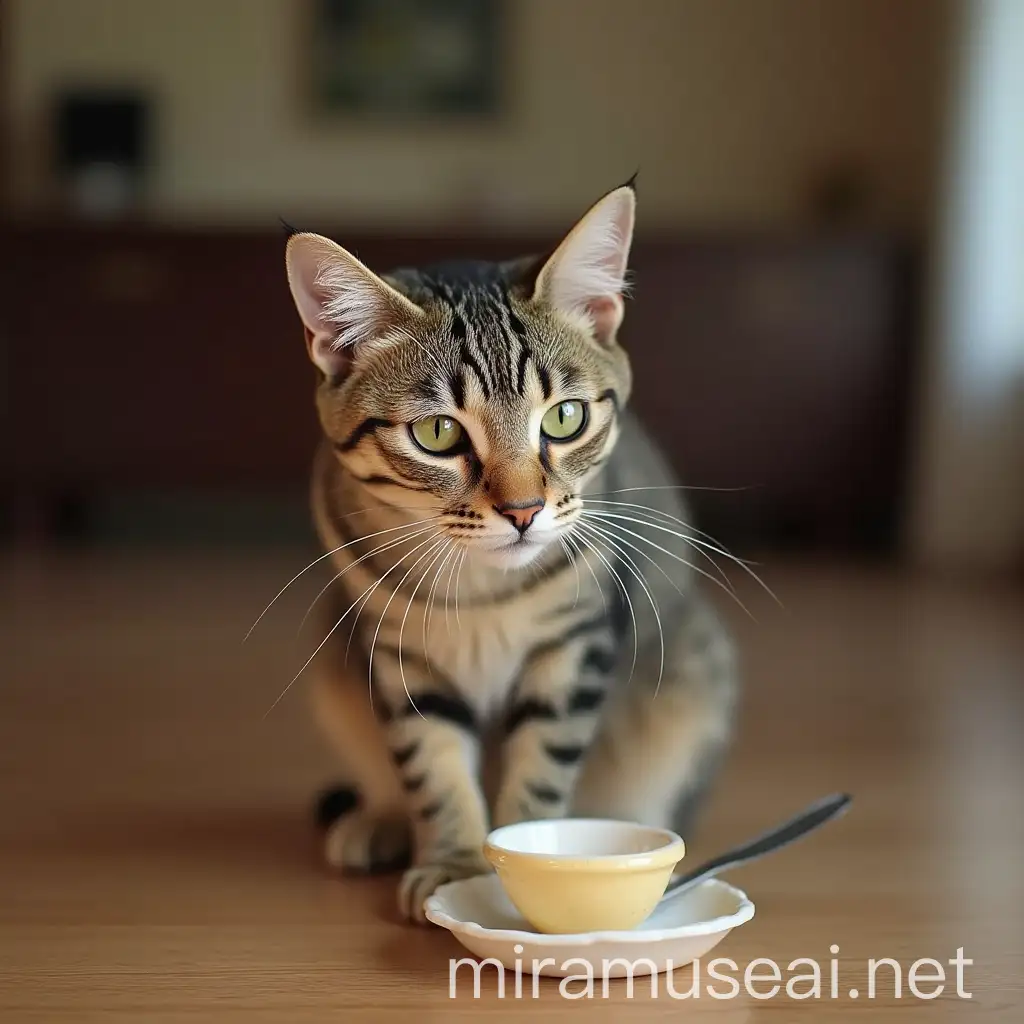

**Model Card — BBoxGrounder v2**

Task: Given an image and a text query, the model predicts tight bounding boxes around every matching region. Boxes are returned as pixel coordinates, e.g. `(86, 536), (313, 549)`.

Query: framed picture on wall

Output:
(310, 0), (503, 117)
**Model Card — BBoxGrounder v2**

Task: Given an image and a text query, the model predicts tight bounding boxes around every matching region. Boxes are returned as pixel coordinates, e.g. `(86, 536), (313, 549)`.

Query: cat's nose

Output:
(494, 500), (545, 535)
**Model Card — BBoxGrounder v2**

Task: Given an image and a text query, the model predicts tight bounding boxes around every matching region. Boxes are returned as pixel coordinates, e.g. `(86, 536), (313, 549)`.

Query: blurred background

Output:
(1, 0), (1020, 569)
(1, 3), (1023, 1016)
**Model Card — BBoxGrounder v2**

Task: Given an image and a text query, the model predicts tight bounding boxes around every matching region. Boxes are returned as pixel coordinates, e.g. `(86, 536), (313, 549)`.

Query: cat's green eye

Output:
(410, 415), (465, 454)
(541, 400), (588, 441)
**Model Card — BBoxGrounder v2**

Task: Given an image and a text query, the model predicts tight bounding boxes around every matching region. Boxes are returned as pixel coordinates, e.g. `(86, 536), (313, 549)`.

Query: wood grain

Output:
(1, 552), (1021, 1020)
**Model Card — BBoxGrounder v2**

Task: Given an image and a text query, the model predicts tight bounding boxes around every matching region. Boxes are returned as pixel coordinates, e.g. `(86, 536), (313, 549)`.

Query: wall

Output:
(910, 0), (1024, 569)
(6, 0), (949, 230)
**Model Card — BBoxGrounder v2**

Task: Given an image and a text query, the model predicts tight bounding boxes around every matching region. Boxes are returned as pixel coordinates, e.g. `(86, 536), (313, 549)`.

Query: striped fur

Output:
(285, 183), (738, 923)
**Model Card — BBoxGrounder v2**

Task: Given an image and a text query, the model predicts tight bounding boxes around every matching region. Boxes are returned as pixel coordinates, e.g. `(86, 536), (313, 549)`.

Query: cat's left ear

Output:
(532, 181), (636, 345)
(285, 232), (425, 378)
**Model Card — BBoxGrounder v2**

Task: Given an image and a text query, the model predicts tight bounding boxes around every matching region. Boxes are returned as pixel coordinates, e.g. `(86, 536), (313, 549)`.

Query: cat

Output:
(282, 180), (738, 923)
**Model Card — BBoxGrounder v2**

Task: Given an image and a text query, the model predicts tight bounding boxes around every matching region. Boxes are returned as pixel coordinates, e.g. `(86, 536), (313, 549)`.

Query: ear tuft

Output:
(285, 233), (423, 378)
(532, 185), (636, 345)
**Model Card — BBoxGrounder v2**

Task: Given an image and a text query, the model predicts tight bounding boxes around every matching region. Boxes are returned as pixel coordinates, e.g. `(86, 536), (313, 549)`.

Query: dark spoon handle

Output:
(663, 792), (852, 901)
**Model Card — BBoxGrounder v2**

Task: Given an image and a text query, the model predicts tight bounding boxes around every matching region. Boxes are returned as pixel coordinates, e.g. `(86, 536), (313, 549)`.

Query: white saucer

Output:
(424, 874), (754, 978)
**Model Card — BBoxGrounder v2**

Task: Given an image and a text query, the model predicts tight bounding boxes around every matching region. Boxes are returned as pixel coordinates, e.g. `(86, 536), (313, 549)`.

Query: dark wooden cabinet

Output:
(3, 225), (319, 489)
(1, 222), (917, 553)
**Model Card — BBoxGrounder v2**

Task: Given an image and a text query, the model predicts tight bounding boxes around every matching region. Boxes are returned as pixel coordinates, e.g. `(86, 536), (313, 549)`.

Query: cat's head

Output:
(285, 182), (635, 569)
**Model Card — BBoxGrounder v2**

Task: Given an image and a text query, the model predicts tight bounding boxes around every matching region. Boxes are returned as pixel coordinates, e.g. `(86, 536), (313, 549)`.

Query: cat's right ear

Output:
(285, 233), (425, 378)
(530, 182), (635, 346)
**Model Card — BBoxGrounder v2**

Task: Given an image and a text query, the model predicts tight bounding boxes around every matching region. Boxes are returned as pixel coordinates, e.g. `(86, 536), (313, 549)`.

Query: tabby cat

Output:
(282, 181), (738, 923)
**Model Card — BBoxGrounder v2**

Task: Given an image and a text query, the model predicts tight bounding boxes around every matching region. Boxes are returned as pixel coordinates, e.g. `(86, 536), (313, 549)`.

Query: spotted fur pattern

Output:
(284, 182), (738, 922)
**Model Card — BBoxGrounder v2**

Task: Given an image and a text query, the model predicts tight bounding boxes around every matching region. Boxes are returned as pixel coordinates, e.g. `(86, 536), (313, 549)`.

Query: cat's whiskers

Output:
(578, 511), (755, 619)
(579, 519), (687, 601)
(570, 526), (639, 683)
(344, 578), (379, 664)
(581, 508), (780, 609)
(563, 527), (607, 613)
(262, 530), (442, 718)
(368, 535), (449, 719)
(453, 547), (469, 630)
(424, 541), (457, 651)
(587, 484), (752, 495)
(558, 536), (581, 608)
(583, 498), (765, 573)
(330, 503), (443, 521)
(576, 521), (665, 689)
(297, 524), (441, 633)
(443, 546), (462, 636)
(344, 530), (445, 711)
(521, 543), (564, 592)
(583, 489), (780, 605)
(583, 500), (738, 596)
(244, 514), (442, 642)
(396, 537), (452, 696)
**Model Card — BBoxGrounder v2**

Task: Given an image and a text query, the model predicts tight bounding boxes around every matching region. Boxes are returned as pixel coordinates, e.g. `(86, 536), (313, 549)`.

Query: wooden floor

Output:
(1, 549), (1021, 1021)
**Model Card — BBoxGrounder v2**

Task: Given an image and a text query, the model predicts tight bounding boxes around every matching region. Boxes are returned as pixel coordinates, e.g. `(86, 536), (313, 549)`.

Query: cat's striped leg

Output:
(371, 649), (491, 923)
(493, 618), (616, 827)
(571, 597), (737, 835)
(310, 667), (412, 873)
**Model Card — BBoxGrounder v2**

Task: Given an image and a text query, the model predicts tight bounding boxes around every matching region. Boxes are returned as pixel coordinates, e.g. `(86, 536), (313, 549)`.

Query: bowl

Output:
(482, 818), (685, 934)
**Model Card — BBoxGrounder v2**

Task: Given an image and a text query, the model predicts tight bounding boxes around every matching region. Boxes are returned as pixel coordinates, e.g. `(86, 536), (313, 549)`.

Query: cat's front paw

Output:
(324, 811), (411, 874)
(398, 850), (491, 924)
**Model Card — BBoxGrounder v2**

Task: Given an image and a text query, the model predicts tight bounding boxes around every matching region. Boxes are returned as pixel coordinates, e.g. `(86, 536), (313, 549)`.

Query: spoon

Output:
(660, 792), (852, 904)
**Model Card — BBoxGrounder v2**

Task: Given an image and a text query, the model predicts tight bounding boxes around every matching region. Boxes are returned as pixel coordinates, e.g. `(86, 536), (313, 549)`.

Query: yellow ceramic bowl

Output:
(483, 819), (685, 934)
